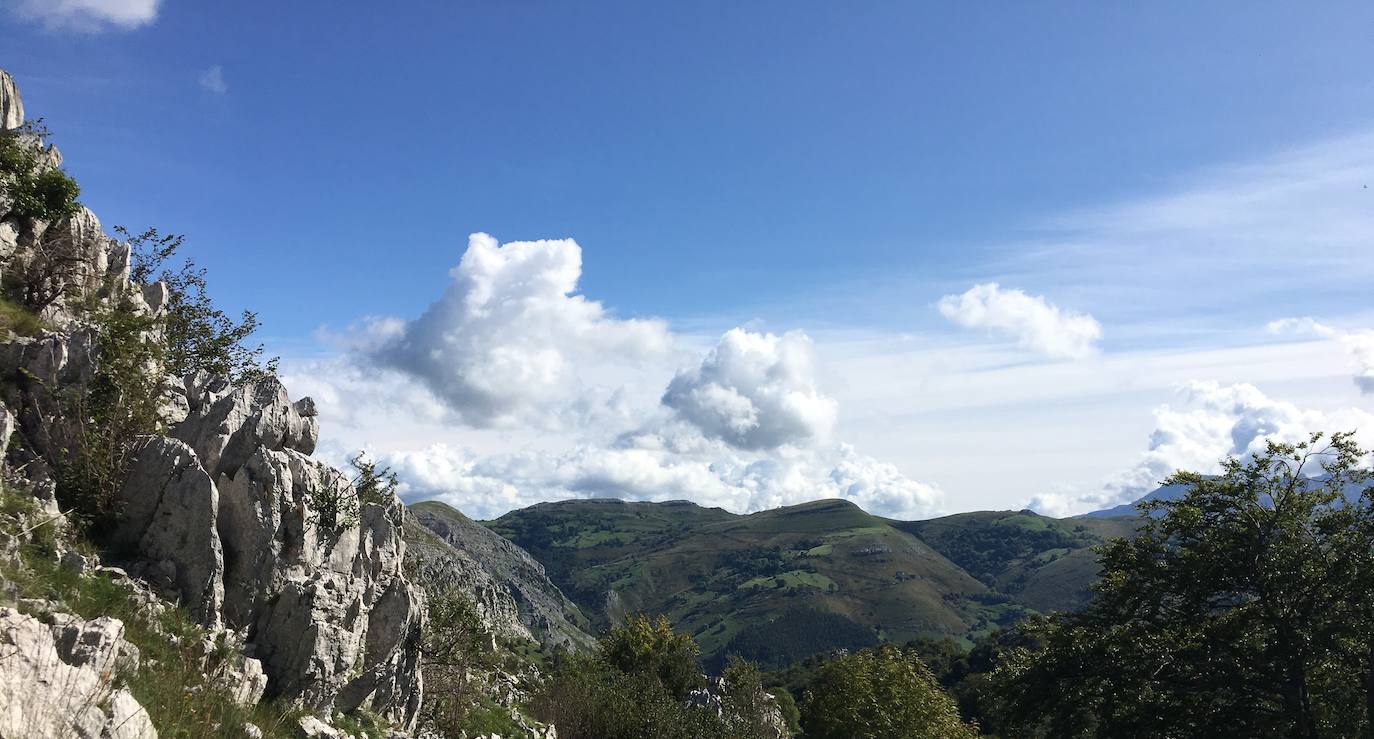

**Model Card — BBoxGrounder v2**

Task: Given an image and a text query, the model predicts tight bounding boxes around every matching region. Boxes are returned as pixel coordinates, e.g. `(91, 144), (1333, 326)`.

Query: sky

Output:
(3, 1), (1373, 519)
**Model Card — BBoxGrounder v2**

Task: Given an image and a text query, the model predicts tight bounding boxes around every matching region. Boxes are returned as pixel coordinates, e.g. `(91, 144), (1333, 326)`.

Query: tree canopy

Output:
(990, 432), (1374, 738)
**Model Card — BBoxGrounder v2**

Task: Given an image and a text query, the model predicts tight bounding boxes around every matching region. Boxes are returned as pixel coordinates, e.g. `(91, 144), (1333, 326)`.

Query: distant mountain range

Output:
(1079, 475), (1369, 518)
(480, 497), (1139, 669)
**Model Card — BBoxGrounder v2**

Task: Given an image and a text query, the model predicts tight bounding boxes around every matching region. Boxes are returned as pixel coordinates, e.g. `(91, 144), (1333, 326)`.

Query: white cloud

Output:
(8, 0), (159, 31)
(661, 328), (837, 450)
(938, 283), (1101, 359)
(371, 435), (944, 521)
(198, 66), (227, 95)
(1267, 317), (1374, 395)
(295, 314), (942, 520)
(362, 233), (673, 428)
(1028, 381), (1374, 516)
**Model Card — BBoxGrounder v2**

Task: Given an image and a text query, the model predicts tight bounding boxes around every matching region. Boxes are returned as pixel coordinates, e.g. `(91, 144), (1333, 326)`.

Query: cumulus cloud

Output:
(198, 66), (227, 95)
(373, 436), (944, 521)
(294, 316), (943, 520)
(1029, 381), (1374, 516)
(362, 233), (672, 428)
(938, 283), (1101, 359)
(8, 0), (159, 31)
(662, 328), (837, 450)
(1267, 317), (1374, 395)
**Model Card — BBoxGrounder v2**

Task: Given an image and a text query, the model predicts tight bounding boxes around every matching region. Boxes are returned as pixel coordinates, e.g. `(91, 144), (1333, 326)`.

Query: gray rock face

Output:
(404, 516), (532, 643)
(174, 376), (319, 478)
(121, 376), (425, 727)
(115, 436), (225, 627)
(0, 607), (157, 739)
(0, 70), (21, 130)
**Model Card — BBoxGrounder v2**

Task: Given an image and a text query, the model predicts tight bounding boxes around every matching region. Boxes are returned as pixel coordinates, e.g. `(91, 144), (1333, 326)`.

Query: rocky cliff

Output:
(0, 68), (424, 736)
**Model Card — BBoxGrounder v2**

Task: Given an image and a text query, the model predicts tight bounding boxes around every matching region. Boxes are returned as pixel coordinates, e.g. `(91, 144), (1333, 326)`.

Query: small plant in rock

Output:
(349, 452), (399, 508)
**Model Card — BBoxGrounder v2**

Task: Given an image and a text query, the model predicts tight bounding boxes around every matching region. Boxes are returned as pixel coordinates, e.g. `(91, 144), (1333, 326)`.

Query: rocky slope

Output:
(408, 500), (594, 651)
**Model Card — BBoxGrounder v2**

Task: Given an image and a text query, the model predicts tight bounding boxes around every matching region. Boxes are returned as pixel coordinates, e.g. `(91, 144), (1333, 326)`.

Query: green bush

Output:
(121, 226), (278, 383)
(0, 123), (80, 222)
(0, 295), (49, 336)
(800, 645), (977, 739)
(42, 306), (164, 530)
(599, 614), (704, 699)
(531, 615), (785, 739)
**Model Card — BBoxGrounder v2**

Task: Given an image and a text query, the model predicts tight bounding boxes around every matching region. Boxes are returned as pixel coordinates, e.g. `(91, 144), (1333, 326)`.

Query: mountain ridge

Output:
(481, 495), (1139, 668)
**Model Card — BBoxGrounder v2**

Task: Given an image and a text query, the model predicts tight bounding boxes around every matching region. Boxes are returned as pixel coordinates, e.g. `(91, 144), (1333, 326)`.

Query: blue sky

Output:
(4, 1), (1374, 517)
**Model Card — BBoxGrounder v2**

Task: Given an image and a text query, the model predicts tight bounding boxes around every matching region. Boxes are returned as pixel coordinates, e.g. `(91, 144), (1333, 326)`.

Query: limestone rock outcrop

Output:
(114, 436), (225, 627)
(0, 70), (21, 131)
(0, 607), (157, 739)
(0, 69), (424, 730)
(111, 376), (425, 726)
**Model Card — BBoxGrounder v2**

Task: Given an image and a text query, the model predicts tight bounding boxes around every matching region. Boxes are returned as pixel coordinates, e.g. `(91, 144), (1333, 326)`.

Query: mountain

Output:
(487, 497), (1138, 668)
(1081, 476), (1370, 519)
(1078, 483), (1191, 518)
(894, 511), (1138, 614)
(407, 500), (596, 650)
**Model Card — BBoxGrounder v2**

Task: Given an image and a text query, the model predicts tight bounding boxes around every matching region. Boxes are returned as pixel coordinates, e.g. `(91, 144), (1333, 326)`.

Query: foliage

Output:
(120, 225), (277, 383)
(800, 645), (978, 739)
(308, 453), (399, 535)
(531, 615), (783, 739)
(720, 656), (789, 738)
(0, 294), (49, 335)
(989, 432), (1374, 739)
(0, 121), (80, 222)
(40, 306), (164, 529)
(417, 587), (503, 736)
(770, 685), (800, 735)
(600, 614), (704, 699)
(531, 652), (726, 739)
(350, 452), (399, 507)
(721, 608), (877, 671)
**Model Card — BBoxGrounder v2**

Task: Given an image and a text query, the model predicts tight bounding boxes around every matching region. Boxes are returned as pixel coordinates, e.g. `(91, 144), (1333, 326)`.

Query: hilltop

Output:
(486, 497), (1139, 668)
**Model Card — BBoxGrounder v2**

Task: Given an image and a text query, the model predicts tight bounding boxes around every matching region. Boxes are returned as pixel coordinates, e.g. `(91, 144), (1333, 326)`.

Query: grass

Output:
(738, 571), (836, 592)
(0, 295), (50, 337)
(0, 487), (307, 738)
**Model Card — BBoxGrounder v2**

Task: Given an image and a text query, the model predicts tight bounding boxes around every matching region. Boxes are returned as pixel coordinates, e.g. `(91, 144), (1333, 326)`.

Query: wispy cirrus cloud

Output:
(1267, 317), (1374, 395)
(197, 65), (227, 95)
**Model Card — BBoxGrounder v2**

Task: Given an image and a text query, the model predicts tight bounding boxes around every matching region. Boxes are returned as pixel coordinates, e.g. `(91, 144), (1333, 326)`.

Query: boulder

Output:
(0, 607), (157, 739)
(220, 654), (269, 706)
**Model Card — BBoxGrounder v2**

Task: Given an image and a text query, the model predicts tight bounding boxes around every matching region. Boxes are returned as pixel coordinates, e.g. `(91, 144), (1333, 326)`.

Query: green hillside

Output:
(895, 511), (1140, 613)
(487, 498), (1137, 668)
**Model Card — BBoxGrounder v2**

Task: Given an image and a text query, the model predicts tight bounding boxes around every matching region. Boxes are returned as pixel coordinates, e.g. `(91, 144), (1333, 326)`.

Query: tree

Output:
(417, 589), (499, 735)
(531, 615), (784, 739)
(800, 645), (977, 739)
(121, 225), (277, 382)
(991, 432), (1374, 739)
(599, 614), (704, 700)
